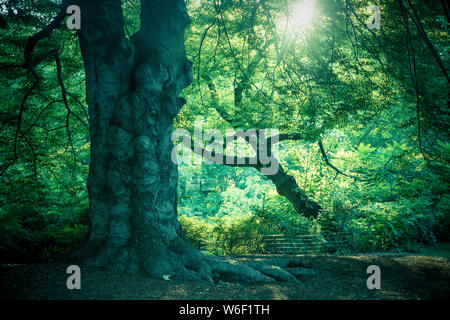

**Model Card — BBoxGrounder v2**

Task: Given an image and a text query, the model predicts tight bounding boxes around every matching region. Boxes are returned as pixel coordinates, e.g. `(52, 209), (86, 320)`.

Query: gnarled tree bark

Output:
(76, 0), (203, 278)
(70, 0), (299, 282)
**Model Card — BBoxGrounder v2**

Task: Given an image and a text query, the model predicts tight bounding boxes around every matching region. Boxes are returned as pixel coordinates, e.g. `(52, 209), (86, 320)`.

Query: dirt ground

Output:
(1, 253), (449, 300)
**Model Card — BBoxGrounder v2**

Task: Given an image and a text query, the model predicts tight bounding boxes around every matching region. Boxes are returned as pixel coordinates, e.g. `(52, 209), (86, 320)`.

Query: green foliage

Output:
(209, 214), (266, 255)
(0, 0), (448, 262)
(318, 197), (438, 252)
(179, 195), (321, 255)
(0, 207), (88, 262)
(178, 215), (213, 249)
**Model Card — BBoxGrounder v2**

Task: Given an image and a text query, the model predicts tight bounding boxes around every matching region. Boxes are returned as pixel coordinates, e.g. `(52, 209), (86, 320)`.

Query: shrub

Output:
(178, 194), (322, 255)
(0, 208), (88, 262)
(345, 199), (436, 252)
(178, 215), (214, 249)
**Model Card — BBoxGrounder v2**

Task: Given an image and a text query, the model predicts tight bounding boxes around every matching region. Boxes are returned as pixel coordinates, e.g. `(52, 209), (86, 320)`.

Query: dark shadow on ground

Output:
(0, 254), (449, 300)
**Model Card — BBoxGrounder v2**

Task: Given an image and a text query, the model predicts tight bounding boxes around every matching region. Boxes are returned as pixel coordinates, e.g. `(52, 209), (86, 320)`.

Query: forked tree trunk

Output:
(76, 0), (202, 277)
(72, 0), (305, 283)
(74, 0), (295, 283)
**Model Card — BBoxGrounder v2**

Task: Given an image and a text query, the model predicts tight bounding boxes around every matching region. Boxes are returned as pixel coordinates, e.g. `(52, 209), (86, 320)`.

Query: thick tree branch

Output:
(441, 0), (450, 23)
(185, 133), (321, 218)
(1, 2), (69, 176)
(397, 0), (450, 84)
(318, 140), (375, 182)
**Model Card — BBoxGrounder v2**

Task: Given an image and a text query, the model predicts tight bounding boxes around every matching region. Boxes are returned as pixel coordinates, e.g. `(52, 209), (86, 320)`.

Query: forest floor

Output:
(1, 246), (449, 300)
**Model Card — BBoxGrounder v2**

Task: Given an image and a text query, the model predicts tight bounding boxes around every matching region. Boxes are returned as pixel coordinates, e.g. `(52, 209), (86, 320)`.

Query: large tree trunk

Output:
(74, 0), (298, 283)
(76, 0), (200, 278)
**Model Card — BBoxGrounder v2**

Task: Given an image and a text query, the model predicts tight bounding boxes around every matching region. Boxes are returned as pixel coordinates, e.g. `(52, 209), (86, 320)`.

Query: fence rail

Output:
(198, 233), (353, 255)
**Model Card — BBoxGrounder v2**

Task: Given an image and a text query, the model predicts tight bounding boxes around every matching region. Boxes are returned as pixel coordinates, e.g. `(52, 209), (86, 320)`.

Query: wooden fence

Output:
(198, 233), (353, 255)
(263, 234), (327, 254)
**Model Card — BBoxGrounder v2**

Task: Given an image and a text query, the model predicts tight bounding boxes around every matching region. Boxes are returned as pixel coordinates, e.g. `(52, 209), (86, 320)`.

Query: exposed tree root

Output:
(72, 236), (309, 284)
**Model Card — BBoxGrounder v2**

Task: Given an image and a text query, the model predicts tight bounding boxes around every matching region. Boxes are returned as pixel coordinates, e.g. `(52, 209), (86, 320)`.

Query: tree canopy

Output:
(0, 0), (448, 263)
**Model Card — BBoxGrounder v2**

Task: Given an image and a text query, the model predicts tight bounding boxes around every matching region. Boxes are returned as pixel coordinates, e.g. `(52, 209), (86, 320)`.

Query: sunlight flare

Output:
(290, 0), (315, 27)
(278, 0), (316, 34)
